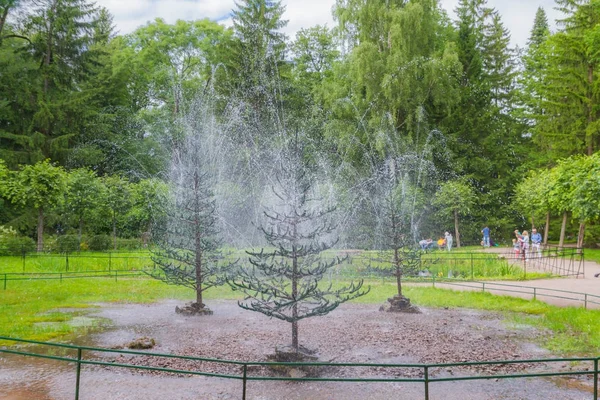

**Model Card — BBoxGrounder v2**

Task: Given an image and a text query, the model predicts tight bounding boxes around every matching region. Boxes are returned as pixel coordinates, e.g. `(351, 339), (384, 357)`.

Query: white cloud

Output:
(97, 0), (562, 47)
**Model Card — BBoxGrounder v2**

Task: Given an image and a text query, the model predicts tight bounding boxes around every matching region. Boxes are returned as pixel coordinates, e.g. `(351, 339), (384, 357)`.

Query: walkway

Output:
(413, 247), (600, 309)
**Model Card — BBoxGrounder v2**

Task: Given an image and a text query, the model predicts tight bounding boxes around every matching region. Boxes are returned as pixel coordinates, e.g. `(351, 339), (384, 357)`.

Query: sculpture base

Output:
(379, 295), (421, 314)
(175, 302), (213, 316)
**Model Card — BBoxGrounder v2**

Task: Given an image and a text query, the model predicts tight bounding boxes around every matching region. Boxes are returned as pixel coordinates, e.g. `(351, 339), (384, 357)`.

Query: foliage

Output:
(4, 160), (67, 251)
(56, 235), (80, 253)
(530, 0), (600, 158)
(0, 234), (36, 255)
(432, 179), (476, 246)
(115, 238), (143, 251)
(88, 234), (112, 251)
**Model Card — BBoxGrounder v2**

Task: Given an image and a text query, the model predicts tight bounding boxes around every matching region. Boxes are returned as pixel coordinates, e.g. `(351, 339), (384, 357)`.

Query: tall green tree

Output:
(533, 0), (600, 158)
(519, 7), (550, 137)
(5, 160), (66, 251)
(99, 175), (132, 250)
(432, 179), (476, 248)
(64, 168), (101, 242)
(231, 0), (288, 90)
(330, 0), (461, 162)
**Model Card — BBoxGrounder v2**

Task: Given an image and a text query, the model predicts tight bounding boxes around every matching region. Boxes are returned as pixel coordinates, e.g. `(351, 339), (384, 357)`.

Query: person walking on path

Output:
(482, 226), (490, 248)
(531, 228), (542, 258)
(444, 231), (453, 251)
(521, 230), (530, 260)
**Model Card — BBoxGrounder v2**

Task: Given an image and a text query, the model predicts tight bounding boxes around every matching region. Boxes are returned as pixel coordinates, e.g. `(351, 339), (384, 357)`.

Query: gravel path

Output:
(0, 300), (593, 399)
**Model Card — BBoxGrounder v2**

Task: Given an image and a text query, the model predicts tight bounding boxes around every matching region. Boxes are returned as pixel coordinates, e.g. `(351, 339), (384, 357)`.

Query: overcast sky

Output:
(96, 0), (561, 48)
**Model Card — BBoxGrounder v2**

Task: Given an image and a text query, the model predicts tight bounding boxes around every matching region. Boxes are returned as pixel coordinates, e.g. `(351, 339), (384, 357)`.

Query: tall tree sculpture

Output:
(228, 136), (369, 357)
(150, 97), (235, 316)
(366, 158), (426, 313)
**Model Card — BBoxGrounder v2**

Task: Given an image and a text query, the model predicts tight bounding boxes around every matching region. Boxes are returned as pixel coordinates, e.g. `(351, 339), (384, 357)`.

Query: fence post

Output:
(594, 358), (598, 400)
(482, 282), (485, 293)
(3, 274), (6, 290)
(66, 252), (69, 272)
(424, 365), (429, 400)
(533, 287), (536, 301)
(585, 294), (588, 310)
(60, 273), (62, 283)
(75, 348), (82, 400)
(470, 254), (474, 280)
(109, 252), (112, 272)
(115, 270), (118, 282)
(242, 364), (247, 400)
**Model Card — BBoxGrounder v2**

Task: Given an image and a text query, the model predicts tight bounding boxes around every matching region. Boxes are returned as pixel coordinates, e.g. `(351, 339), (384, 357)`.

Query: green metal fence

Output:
(0, 336), (597, 399)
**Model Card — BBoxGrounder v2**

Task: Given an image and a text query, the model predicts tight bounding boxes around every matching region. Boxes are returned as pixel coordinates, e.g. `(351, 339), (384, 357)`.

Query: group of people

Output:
(512, 228), (542, 259)
(419, 231), (453, 251)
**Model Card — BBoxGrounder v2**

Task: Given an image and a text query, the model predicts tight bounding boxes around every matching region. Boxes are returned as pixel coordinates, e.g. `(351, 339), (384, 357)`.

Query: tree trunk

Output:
(195, 237), (203, 306)
(37, 207), (44, 252)
(559, 212), (567, 247)
(588, 64), (594, 156)
(543, 212), (550, 245)
(0, 6), (9, 46)
(394, 247), (402, 297)
(112, 211), (117, 250)
(454, 209), (461, 248)
(44, 10), (53, 97)
(577, 222), (586, 251)
(193, 170), (203, 306)
(292, 249), (298, 352)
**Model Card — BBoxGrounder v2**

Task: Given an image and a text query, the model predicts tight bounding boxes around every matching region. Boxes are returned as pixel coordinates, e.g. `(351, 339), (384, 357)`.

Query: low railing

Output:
(0, 336), (598, 400)
(428, 277), (600, 309)
(0, 269), (144, 289)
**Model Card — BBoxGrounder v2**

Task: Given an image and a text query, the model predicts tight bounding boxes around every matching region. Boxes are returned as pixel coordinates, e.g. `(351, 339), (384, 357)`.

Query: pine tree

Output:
(482, 10), (516, 108)
(0, 0), (104, 165)
(228, 135), (369, 354)
(533, 0), (600, 157)
(230, 0), (288, 118)
(519, 7), (550, 141)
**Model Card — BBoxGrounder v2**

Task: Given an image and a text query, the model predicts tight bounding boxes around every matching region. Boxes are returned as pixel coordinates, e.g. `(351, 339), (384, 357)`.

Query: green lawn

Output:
(584, 248), (600, 264)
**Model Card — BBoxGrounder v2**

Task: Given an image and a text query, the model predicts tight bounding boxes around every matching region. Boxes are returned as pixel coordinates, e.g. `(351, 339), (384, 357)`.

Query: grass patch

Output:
(583, 248), (600, 264)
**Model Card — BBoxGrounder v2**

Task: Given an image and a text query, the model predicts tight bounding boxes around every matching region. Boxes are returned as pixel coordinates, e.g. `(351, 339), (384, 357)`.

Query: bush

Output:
(56, 235), (81, 253)
(88, 235), (112, 251)
(0, 235), (36, 255)
(116, 238), (143, 250)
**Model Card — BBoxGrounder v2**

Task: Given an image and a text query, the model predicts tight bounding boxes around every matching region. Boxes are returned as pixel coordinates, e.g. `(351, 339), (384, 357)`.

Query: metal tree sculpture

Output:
(228, 138), (369, 352)
(149, 104), (236, 315)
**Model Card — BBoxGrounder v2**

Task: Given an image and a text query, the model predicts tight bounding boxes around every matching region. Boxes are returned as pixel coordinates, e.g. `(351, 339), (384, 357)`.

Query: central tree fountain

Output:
(227, 134), (369, 361)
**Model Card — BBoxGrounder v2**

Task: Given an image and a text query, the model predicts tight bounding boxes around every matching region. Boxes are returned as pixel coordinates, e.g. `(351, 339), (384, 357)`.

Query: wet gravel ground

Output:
(0, 300), (594, 399)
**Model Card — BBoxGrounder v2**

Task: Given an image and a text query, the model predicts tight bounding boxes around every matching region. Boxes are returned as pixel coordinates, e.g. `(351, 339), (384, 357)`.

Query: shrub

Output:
(56, 235), (81, 253)
(116, 238), (143, 250)
(0, 235), (36, 255)
(88, 235), (112, 251)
